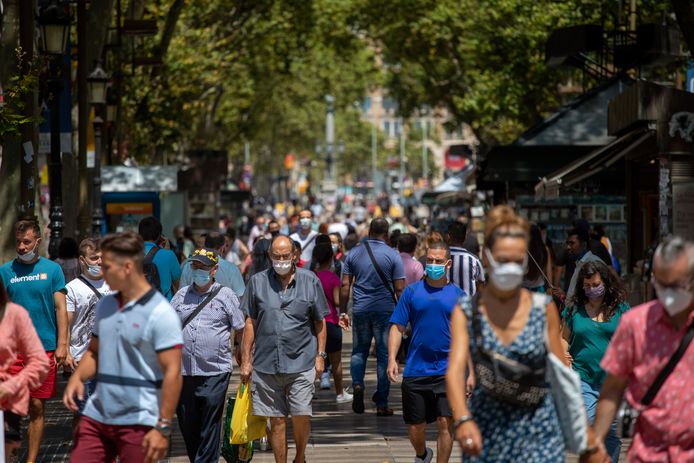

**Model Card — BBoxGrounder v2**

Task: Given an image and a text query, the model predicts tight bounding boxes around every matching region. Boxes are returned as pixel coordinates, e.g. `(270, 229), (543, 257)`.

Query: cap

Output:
(190, 248), (219, 267)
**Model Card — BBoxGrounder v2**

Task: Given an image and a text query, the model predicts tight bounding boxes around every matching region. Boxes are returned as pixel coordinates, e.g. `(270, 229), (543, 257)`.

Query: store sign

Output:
(673, 182), (694, 240)
(105, 202), (154, 215)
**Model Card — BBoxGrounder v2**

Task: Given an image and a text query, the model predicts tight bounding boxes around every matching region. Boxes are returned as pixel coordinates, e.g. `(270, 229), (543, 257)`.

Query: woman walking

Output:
(312, 241), (352, 403)
(562, 260), (629, 462)
(446, 205), (606, 463)
(0, 279), (50, 460)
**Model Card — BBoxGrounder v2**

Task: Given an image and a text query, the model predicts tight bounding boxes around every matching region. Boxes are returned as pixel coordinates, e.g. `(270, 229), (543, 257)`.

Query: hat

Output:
(190, 248), (219, 266)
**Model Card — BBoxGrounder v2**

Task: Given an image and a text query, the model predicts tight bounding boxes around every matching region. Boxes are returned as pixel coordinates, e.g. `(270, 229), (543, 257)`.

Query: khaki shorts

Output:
(251, 369), (316, 417)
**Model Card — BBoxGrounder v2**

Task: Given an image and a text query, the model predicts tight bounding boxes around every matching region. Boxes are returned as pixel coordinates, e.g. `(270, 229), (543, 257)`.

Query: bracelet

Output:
(451, 415), (473, 431)
(339, 312), (349, 317)
(157, 417), (173, 424)
(581, 446), (599, 456)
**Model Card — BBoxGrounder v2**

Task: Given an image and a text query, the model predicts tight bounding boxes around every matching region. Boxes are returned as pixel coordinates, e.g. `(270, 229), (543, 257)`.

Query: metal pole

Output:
(325, 95), (335, 183)
(371, 124), (377, 196)
(422, 118), (428, 184)
(399, 121), (405, 202)
(48, 60), (64, 260)
(244, 141), (250, 166)
(91, 114), (104, 236)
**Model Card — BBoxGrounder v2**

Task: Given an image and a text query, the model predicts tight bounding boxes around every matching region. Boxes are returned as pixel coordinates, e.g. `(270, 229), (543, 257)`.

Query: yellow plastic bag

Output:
(230, 382), (267, 445)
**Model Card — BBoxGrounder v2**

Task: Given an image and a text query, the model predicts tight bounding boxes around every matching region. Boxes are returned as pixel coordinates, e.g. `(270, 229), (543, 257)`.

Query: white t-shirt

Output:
(66, 276), (114, 361)
(289, 230), (319, 262)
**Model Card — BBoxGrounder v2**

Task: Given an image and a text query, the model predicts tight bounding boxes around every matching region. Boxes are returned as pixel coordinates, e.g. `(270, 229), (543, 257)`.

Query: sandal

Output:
(376, 407), (394, 416)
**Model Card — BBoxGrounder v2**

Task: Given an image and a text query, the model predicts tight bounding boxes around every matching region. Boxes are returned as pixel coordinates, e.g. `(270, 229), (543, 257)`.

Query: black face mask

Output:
(270, 231), (280, 238)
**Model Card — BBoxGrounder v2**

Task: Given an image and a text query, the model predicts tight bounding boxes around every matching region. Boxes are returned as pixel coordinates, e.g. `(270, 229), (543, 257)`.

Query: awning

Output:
(535, 129), (656, 199)
(433, 165), (475, 193)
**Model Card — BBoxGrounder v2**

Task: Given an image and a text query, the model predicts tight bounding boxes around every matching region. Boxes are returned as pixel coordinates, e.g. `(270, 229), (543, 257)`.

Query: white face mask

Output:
(655, 283), (693, 316)
(17, 242), (38, 263)
(299, 218), (312, 230)
(331, 244), (339, 255)
(272, 259), (293, 276)
(86, 264), (102, 277)
(485, 249), (526, 292)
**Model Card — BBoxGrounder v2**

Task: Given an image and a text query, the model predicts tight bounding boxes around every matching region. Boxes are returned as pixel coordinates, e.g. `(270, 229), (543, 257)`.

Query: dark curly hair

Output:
(567, 260), (626, 321)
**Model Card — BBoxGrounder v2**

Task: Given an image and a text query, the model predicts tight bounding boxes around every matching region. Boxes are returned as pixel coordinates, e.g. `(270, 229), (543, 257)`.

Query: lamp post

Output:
(106, 88), (117, 165)
(38, 0), (70, 260)
(87, 61), (110, 237)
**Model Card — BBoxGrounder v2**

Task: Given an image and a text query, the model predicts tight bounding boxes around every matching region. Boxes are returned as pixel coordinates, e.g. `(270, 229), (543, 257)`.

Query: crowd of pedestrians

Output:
(1, 204), (693, 463)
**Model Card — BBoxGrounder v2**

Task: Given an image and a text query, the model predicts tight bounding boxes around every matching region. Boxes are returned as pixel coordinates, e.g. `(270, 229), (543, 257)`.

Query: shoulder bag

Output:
(362, 240), (397, 304)
(182, 287), (222, 329)
(620, 319), (694, 438)
(470, 294), (548, 408)
(78, 276), (104, 301)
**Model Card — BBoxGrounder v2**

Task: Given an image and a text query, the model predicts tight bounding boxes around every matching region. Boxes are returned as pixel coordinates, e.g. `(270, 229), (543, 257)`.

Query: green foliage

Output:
(0, 49), (39, 141)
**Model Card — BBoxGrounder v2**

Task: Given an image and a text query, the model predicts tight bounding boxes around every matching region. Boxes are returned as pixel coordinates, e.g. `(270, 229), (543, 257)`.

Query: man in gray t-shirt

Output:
(240, 235), (328, 463)
(340, 218), (406, 416)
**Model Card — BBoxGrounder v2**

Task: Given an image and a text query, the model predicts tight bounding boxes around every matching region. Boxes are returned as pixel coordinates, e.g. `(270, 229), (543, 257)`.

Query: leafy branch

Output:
(0, 48), (40, 141)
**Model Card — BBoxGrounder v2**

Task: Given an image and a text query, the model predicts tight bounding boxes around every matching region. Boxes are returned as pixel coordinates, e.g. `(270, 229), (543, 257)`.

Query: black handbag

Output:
(470, 295), (548, 407)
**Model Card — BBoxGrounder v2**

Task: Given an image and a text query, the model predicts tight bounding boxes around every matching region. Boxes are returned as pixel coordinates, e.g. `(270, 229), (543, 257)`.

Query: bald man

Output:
(240, 236), (329, 463)
(290, 210), (319, 262)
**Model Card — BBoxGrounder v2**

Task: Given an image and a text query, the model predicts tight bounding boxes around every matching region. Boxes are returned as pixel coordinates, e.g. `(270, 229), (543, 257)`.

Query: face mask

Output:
(425, 263), (447, 281)
(270, 230), (280, 238)
(332, 244), (339, 255)
(585, 284), (605, 300)
(299, 218), (312, 230)
(272, 259), (293, 276)
(655, 284), (693, 316)
(192, 268), (212, 287)
(485, 250), (525, 292)
(17, 243), (38, 263)
(86, 264), (102, 277)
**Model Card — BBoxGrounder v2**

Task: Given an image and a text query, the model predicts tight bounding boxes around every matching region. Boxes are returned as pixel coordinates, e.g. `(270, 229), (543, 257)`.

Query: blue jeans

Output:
(350, 311), (392, 408)
(581, 380), (621, 462)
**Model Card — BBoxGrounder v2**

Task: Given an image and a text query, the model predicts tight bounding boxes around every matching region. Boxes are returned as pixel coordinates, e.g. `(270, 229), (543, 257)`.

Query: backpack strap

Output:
(77, 276), (103, 300)
(144, 246), (159, 264)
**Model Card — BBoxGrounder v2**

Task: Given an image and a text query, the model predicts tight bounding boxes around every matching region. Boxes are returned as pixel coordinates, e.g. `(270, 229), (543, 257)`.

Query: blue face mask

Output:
(425, 263), (447, 281)
(192, 268), (212, 287)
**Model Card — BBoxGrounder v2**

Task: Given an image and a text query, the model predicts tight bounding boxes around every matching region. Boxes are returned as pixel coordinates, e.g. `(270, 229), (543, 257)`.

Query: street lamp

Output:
(38, 0), (70, 55)
(88, 62), (110, 237)
(38, 0), (70, 259)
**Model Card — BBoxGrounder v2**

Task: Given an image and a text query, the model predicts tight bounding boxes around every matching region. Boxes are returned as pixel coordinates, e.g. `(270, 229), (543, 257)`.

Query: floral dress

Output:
(461, 293), (564, 463)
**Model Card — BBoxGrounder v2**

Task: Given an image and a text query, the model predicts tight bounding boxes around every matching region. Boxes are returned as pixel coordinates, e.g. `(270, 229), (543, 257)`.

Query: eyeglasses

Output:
(270, 253), (293, 260)
(651, 276), (692, 291)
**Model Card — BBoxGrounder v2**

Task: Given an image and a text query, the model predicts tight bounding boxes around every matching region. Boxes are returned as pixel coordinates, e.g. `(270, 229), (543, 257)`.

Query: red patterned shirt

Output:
(601, 300), (694, 462)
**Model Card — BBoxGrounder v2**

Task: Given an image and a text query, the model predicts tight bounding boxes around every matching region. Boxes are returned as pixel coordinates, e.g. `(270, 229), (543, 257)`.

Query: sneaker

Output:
(414, 447), (433, 463)
(336, 389), (353, 404)
(320, 371), (331, 390)
(352, 384), (365, 414)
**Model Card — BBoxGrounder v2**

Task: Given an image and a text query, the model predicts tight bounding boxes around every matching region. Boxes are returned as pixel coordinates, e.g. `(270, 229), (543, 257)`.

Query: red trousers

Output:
(70, 416), (151, 463)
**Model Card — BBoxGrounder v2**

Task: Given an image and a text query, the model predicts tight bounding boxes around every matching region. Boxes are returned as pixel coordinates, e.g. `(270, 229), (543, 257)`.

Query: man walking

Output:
(180, 231), (246, 298)
(65, 238), (114, 411)
(138, 216), (181, 300)
(398, 233), (424, 286)
(0, 219), (68, 462)
(593, 235), (694, 461)
(63, 232), (183, 463)
(240, 236), (328, 463)
(290, 209), (319, 262)
(341, 218), (406, 416)
(171, 248), (246, 462)
(388, 242), (462, 463)
(446, 221), (484, 296)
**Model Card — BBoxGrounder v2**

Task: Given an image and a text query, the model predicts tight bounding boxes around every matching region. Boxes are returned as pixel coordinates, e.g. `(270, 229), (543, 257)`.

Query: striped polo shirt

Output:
(448, 246), (485, 296)
(83, 289), (183, 426)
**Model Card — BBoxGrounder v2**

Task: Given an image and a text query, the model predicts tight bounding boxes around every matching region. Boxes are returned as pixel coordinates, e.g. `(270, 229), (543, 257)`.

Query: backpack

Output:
(143, 246), (162, 293)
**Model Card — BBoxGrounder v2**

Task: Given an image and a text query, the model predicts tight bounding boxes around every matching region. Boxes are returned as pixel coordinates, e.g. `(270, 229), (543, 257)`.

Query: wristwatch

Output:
(451, 415), (474, 431)
(154, 422), (172, 438)
(317, 351), (328, 360)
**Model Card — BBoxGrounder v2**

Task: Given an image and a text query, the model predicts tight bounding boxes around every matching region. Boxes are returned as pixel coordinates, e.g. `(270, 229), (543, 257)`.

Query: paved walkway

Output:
(15, 331), (629, 462)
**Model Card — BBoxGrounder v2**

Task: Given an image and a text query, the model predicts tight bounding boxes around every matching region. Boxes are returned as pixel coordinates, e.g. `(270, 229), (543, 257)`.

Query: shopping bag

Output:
(230, 382), (267, 445)
(222, 394), (256, 463)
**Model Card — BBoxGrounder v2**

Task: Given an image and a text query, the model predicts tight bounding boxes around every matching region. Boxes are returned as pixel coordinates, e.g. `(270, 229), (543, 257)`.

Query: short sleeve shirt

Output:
(144, 242), (181, 301)
(65, 276), (115, 361)
(601, 301), (694, 462)
(179, 258), (246, 297)
(83, 290), (183, 426)
(561, 302), (629, 386)
(171, 282), (245, 376)
(0, 257), (66, 350)
(390, 281), (463, 377)
(240, 268), (329, 374)
(342, 240), (406, 313)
